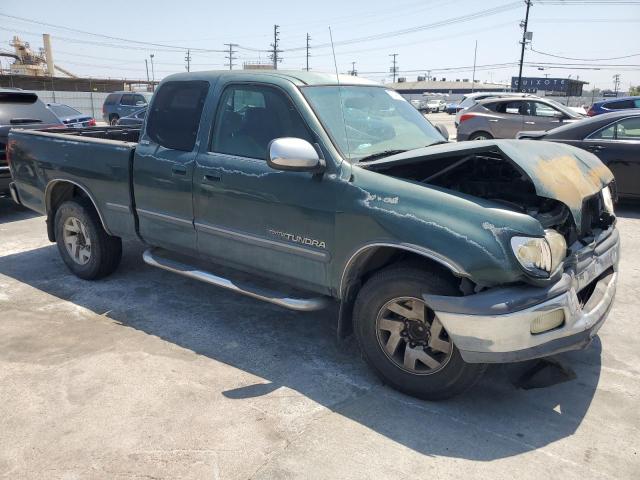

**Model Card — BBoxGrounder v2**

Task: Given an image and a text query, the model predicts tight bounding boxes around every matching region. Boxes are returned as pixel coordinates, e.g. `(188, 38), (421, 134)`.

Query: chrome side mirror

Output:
(267, 138), (324, 172)
(435, 123), (449, 141)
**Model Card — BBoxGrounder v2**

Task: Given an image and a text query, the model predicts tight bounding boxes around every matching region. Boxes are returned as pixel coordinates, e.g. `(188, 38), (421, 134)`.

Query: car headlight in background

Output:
(602, 186), (615, 215)
(510, 229), (567, 277)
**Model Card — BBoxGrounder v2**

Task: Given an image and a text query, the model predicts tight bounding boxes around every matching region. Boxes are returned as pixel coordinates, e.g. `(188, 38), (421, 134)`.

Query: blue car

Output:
(102, 91), (152, 125)
(444, 103), (459, 115)
(588, 96), (640, 116)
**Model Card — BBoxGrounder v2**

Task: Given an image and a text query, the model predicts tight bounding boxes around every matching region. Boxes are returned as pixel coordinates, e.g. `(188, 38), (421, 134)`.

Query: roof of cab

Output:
(160, 69), (380, 87)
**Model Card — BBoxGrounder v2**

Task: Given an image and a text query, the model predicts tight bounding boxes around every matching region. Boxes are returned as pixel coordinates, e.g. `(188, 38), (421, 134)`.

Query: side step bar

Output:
(142, 248), (330, 312)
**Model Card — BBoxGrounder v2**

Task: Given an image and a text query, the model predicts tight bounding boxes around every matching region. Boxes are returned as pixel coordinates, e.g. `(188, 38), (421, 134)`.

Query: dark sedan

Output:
(517, 111), (640, 198)
(116, 107), (146, 126)
(47, 103), (96, 128)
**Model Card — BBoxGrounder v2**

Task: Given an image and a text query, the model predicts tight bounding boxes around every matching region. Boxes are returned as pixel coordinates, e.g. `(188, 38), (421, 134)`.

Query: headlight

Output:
(510, 229), (567, 277)
(602, 186), (615, 215)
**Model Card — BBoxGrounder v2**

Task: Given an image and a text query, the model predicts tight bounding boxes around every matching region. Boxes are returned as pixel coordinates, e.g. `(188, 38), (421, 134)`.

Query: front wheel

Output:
(469, 131), (493, 141)
(109, 115), (120, 126)
(353, 265), (487, 400)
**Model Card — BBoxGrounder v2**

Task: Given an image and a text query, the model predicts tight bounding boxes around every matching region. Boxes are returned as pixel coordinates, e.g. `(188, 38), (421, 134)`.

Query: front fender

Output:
(333, 166), (544, 290)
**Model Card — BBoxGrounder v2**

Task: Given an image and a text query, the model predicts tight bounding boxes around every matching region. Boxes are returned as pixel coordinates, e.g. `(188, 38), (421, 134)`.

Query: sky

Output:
(1, 0), (638, 91)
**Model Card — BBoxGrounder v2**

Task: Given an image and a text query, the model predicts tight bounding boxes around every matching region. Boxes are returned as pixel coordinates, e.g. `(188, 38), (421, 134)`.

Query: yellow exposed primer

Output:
(532, 154), (613, 211)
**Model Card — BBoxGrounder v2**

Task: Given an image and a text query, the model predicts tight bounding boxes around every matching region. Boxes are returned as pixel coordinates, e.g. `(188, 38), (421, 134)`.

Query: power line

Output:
(530, 47), (640, 61)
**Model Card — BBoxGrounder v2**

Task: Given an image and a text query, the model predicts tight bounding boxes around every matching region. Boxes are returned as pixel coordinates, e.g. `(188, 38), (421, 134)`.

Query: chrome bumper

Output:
(425, 226), (620, 363)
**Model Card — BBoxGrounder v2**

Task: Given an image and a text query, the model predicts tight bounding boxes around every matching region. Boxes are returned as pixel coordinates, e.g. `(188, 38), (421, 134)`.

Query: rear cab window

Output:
(146, 80), (209, 151)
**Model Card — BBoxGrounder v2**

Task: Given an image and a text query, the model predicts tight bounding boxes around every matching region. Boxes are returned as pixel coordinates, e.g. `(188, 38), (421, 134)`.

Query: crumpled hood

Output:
(361, 139), (614, 228)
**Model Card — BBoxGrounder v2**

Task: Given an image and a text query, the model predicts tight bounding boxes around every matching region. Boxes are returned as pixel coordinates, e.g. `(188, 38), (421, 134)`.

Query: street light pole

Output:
(471, 40), (478, 93)
(150, 54), (155, 90)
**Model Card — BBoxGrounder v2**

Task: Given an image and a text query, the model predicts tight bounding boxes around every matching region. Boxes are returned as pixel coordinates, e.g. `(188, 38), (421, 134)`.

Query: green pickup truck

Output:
(7, 71), (619, 399)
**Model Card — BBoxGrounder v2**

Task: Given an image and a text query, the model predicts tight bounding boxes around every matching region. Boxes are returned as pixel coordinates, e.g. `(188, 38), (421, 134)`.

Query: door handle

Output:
(203, 174), (221, 183)
(525, 121), (535, 125)
(172, 165), (187, 176)
(586, 145), (605, 152)
(488, 119), (499, 122)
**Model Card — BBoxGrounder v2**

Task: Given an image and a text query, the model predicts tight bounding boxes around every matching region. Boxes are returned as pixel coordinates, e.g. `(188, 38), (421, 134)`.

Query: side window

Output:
(532, 101), (561, 118)
(616, 117), (640, 140)
(211, 84), (313, 160)
(606, 100), (634, 110)
(495, 101), (526, 115)
(589, 124), (616, 140)
(146, 80), (209, 151)
(133, 94), (147, 106)
(120, 94), (135, 106)
(104, 94), (117, 106)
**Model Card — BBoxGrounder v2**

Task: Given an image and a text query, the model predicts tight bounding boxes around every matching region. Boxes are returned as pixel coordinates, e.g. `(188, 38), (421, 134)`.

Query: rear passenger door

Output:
(193, 83), (337, 292)
(133, 80), (209, 253)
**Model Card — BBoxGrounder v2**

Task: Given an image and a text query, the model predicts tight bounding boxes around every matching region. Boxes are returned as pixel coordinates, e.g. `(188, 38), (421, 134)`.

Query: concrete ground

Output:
(425, 111), (458, 140)
(1, 197), (639, 480)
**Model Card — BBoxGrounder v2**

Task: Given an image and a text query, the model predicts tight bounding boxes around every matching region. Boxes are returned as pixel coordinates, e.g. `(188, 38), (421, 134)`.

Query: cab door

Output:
(133, 80), (210, 253)
(193, 82), (338, 292)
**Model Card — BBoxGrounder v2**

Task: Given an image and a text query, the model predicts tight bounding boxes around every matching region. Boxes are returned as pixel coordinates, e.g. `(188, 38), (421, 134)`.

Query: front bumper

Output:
(425, 226), (620, 363)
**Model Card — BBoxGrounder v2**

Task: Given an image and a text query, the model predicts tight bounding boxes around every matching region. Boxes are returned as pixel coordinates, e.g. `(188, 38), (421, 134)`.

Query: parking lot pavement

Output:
(425, 111), (457, 140)
(1, 196), (639, 479)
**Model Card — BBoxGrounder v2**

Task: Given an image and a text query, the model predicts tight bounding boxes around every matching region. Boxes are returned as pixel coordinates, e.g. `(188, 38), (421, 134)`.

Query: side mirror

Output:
(268, 138), (324, 173)
(435, 123), (449, 141)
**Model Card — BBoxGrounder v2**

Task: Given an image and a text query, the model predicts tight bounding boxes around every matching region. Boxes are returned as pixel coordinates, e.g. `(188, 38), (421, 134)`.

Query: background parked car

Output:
(454, 91), (535, 126)
(517, 110), (640, 199)
(587, 96), (640, 116)
(47, 103), (96, 128)
(457, 96), (584, 141)
(116, 107), (147, 126)
(1, 89), (63, 198)
(102, 91), (152, 126)
(425, 98), (447, 113)
(445, 102), (459, 114)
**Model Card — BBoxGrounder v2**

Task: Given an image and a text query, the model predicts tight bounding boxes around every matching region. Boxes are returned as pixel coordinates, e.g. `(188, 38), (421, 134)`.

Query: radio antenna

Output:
(329, 26), (351, 161)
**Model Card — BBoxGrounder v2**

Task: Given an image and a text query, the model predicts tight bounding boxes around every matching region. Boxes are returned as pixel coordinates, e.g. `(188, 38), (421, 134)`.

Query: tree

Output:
(630, 85), (640, 96)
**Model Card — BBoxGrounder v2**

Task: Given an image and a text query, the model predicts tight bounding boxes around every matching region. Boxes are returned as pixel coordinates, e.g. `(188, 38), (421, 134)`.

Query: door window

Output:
(589, 117), (640, 140)
(120, 94), (135, 106)
(492, 101), (527, 115)
(146, 80), (209, 151)
(531, 101), (562, 118)
(133, 94), (147, 106)
(605, 99), (634, 110)
(211, 84), (313, 160)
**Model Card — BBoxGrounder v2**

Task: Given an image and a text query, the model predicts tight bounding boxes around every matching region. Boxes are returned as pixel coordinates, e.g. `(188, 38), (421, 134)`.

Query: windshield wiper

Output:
(358, 149), (407, 162)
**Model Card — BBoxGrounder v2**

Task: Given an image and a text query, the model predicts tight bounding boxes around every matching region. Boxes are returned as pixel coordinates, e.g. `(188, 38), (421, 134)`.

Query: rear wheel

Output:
(109, 114), (120, 126)
(55, 198), (122, 280)
(469, 131), (493, 141)
(353, 265), (487, 400)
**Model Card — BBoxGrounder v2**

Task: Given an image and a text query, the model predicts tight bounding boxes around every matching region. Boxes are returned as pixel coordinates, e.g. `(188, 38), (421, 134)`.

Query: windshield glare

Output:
(302, 86), (444, 162)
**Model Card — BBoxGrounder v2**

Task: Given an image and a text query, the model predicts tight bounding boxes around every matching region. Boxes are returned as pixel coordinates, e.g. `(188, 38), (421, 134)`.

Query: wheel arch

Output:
(337, 243), (469, 339)
(45, 179), (112, 241)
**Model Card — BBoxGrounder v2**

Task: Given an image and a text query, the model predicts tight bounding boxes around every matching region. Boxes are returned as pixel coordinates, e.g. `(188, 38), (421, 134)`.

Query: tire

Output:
(353, 265), (487, 400)
(468, 131), (493, 141)
(109, 115), (120, 126)
(54, 198), (122, 280)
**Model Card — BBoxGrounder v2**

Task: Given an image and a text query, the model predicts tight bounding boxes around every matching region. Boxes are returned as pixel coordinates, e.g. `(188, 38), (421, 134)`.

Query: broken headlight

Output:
(510, 229), (567, 277)
(602, 186), (615, 215)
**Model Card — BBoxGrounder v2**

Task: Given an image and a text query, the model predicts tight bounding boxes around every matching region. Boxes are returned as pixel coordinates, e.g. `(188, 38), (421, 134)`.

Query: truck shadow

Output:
(0, 242), (602, 461)
(0, 198), (42, 225)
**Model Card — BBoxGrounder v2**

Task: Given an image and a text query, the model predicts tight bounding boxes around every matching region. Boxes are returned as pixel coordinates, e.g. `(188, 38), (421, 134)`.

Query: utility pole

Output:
(613, 74), (621, 97)
(224, 43), (238, 70)
(471, 40), (478, 93)
(350, 61), (357, 76)
(185, 49), (191, 72)
(149, 54), (155, 89)
(145, 59), (149, 82)
(389, 53), (398, 83)
(516, 0), (532, 92)
(269, 25), (282, 69)
(305, 33), (311, 71)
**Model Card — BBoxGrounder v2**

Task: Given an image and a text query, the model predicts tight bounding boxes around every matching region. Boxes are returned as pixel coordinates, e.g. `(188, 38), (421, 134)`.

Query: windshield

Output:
(49, 104), (82, 118)
(302, 86), (444, 162)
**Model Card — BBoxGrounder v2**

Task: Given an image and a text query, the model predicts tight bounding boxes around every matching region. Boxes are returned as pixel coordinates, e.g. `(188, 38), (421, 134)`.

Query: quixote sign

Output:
(511, 77), (568, 93)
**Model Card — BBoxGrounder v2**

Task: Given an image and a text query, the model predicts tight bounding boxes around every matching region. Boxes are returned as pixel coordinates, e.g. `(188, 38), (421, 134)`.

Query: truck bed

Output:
(8, 126), (141, 239)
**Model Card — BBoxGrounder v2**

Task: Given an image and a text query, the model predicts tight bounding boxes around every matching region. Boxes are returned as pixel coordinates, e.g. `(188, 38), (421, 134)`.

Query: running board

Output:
(142, 248), (330, 312)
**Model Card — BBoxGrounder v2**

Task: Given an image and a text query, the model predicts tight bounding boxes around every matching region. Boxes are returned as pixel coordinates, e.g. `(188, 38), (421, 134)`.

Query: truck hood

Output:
(360, 139), (614, 229)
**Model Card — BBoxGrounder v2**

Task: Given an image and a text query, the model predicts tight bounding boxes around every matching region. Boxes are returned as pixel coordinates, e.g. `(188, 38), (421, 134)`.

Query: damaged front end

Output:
(360, 139), (619, 362)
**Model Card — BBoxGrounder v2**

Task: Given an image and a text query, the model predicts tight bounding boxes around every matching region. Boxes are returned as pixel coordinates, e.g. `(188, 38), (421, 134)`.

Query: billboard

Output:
(511, 77), (586, 96)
